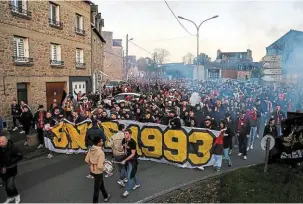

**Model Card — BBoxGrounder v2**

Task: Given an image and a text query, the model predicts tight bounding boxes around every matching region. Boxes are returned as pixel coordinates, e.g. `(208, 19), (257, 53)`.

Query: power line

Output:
(163, 0), (193, 36)
(129, 41), (152, 55)
(149, 35), (194, 42)
(104, 50), (123, 59)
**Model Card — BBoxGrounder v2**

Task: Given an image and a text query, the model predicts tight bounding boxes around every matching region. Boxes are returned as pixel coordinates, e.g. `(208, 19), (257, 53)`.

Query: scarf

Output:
(237, 116), (247, 132)
(249, 110), (257, 120)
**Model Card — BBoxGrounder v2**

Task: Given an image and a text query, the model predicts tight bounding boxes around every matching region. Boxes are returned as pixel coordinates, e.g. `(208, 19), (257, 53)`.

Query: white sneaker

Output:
(250, 145), (253, 150)
(13, 127), (18, 131)
(238, 153), (242, 156)
(244, 156), (247, 160)
(117, 180), (125, 187)
(3, 197), (14, 204)
(66, 150), (73, 155)
(257, 134), (260, 138)
(24, 141), (28, 146)
(15, 195), (20, 204)
(133, 184), (140, 190)
(37, 144), (43, 149)
(86, 175), (94, 179)
(123, 178), (128, 183)
(122, 191), (129, 197)
(104, 194), (110, 202)
(247, 147), (250, 151)
(47, 154), (53, 159)
(105, 173), (113, 178)
(20, 131), (25, 134)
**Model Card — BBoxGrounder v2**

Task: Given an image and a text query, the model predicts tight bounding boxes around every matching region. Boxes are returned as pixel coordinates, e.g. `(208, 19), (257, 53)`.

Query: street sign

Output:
(262, 61), (282, 69)
(262, 75), (282, 81)
(262, 55), (281, 62)
(262, 69), (282, 75)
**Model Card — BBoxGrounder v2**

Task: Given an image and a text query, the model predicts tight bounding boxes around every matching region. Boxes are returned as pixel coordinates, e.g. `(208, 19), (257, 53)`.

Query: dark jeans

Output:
(22, 126), (30, 135)
(92, 173), (108, 203)
(37, 128), (44, 145)
(12, 116), (20, 128)
(238, 134), (248, 156)
(114, 155), (127, 180)
(2, 176), (18, 198)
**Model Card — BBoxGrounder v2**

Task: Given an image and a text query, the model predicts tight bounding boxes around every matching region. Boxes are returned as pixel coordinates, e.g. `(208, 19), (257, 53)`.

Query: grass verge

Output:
(153, 164), (303, 203)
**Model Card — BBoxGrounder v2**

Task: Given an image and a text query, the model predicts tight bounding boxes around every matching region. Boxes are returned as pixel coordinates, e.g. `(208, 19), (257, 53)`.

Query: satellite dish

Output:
(260, 135), (275, 151)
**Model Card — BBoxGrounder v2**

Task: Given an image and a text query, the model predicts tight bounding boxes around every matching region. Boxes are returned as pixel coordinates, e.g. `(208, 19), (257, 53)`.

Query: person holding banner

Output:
(85, 136), (110, 203)
(121, 129), (140, 197)
(108, 124), (127, 187)
(43, 112), (57, 159)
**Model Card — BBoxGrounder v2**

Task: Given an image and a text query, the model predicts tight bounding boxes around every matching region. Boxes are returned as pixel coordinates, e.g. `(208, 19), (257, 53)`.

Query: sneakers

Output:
(250, 145), (253, 150)
(234, 145), (238, 148)
(247, 147), (250, 151)
(47, 154), (54, 159)
(37, 144), (43, 149)
(20, 131), (25, 134)
(86, 175), (94, 179)
(238, 153), (242, 156)
(66, 150), (73, 155)
(257, 134), (260, 138)
(4, 197), (14, 204)
(15, 195), (21, 204)
(24, 141), (28, 146)
(122, 191), (129, 197)
(123, 178), (128, 183)
(13, 127), (18, 131)
(105, 172), (113, 178)
(133, 184), (140, 190)
(215, 167), (220, 172)
(229, 149), (232, 155)
(104, 194), (111, 202)
(117, 180), (125, 187)
(244, 156), (247, 160)
(228, 162), (232, 167)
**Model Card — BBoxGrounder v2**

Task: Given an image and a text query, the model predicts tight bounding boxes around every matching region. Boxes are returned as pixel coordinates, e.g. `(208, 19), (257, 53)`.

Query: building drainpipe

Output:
(91, 27), (94, 93)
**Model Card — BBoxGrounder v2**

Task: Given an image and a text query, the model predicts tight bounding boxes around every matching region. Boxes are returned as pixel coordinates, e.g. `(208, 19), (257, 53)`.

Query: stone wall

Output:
(0, 1), (91, 123)
(101, 31), (123, 80)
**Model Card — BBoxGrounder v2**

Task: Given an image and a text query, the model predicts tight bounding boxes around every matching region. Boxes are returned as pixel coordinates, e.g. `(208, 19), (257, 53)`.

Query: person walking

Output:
(11, 99), (21, 132)
(247, 107), (258, 151)
(108, 124), (127, 187)
(85, 136), (110, 203)
(0, 136), (23, 204)
(34, 105), (46, 149)
(19, 106), (33, 146)
(121, 129), (140, 197)
(236, 110), (250, 160)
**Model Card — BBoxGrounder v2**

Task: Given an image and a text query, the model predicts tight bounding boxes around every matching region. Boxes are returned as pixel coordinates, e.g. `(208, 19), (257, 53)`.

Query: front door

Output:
(72, 81), (86, 99)
(46, 82), (65, 110)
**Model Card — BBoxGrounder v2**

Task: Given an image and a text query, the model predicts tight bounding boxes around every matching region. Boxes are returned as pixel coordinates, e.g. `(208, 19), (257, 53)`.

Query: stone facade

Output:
(101, 31), (123, 80)
(0, 0), (92, 123)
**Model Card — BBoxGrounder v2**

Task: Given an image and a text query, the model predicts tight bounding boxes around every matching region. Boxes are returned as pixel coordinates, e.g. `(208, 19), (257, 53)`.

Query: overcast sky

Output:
(95, 0), (303, 63)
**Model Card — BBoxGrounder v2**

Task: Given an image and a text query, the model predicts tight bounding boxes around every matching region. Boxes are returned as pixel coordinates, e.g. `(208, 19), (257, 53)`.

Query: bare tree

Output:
(152, 48), (169, 65)
(182, 52), (194, 64)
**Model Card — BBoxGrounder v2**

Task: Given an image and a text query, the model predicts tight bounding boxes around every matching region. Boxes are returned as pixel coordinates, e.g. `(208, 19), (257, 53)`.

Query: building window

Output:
(9, 0), (32, 19)
(49, 2), (63, 29)
(50, 43), (64, 66)
(13, 36), (33, 65)
(76, 48), (85, 68)
(17, 83), (28, 104)
(208, 69), (220, 79)
(75, 14), (85, 35)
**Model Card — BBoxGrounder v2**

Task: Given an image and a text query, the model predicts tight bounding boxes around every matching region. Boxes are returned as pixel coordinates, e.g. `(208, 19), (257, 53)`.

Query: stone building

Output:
(0, 1), (105, 123)
(101, 31), (123, 80)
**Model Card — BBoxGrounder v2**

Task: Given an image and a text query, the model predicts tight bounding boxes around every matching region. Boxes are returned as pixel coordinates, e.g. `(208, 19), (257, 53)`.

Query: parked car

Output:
(106, 80), (123, 89)
(114, 93), (141, 103)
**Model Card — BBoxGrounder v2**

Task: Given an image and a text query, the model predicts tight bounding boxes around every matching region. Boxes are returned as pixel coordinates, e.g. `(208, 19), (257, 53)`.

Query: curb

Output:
(137, 163), (262, 203)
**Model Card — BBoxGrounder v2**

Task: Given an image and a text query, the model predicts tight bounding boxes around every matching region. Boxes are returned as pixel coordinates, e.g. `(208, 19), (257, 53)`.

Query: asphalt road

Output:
(0, 135), (265, 203)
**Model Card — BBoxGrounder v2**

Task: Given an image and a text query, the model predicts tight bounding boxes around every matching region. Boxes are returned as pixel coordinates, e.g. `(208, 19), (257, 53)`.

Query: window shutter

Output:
(81, 49), (84, 63)
(52, 44), (57, 61)
(57, 45), (61, 61)
(76, 49), (80, 62)
(56, 5), (60, 21)
(13, 38), (17, 57)
(80, 16), (83, 29)
(22, 0), (27, 10)
(18, 38), (24, 57)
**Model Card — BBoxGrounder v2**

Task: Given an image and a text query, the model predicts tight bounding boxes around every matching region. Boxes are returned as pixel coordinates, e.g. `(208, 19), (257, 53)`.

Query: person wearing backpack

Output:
(108, 124), (127, 187)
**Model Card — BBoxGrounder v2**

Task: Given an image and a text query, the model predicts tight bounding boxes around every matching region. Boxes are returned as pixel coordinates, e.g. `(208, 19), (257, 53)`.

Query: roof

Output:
(266, 29), (303, 49)
(204, 61), (261, 70)
(91, 25), (106, 43)
(83, 0), (92, 5)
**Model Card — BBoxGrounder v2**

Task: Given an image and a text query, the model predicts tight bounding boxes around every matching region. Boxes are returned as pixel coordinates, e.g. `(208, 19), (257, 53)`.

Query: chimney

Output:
(247, 49), (252, 60)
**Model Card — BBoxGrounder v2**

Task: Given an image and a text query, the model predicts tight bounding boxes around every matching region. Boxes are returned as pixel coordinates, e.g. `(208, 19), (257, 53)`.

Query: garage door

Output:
(72, 81), (86, 99)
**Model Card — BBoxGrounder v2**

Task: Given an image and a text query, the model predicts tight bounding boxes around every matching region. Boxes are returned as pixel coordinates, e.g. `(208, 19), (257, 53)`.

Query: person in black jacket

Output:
(19, 106), (33, 146)
(34, 105), (47, 149)
(169, 111), (181, 130)
(11, 99), (21, 132)
(0, 136), (23, 204)
(236, 110), (251, 160)
(263, 118), (278, 138)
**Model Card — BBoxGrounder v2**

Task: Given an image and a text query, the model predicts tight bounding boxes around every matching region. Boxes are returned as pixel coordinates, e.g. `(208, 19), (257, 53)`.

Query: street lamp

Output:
(125, 34), (134, 80)
(178, 15), (218, 79)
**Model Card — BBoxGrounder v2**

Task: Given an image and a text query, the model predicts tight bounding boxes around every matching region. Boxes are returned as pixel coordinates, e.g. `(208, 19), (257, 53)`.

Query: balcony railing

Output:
(50, 60), (64, 66)
(13, 56), (33, 62)
(49, 18), (63, 29)
(76, 62), (86, 68)
(75, 27), (85, 36)
(9, 4), (32, 19)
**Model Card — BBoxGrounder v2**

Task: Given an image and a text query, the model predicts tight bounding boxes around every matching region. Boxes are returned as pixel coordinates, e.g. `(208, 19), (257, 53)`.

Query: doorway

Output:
(46, 82), (65, 110)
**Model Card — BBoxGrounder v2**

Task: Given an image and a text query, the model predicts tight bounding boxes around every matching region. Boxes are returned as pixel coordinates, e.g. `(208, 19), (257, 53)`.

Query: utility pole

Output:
(125, 34), (129, 80)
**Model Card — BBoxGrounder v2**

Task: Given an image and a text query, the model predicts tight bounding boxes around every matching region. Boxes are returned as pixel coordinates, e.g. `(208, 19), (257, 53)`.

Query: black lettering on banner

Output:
(140, 127), (163, 159)
(187, 129), (214, 166)
(126, 124), (142, 156)
(163, 129), (187, 164)
(51, 122), (69, 149)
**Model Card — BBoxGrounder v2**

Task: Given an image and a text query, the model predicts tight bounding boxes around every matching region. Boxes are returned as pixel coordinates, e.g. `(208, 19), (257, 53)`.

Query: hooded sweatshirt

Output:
(85, 145), (105, 175)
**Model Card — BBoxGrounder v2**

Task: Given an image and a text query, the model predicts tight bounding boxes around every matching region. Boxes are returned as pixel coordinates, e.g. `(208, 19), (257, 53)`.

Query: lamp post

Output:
(178, 15), (218, 79)
(125, 34), (133, 80)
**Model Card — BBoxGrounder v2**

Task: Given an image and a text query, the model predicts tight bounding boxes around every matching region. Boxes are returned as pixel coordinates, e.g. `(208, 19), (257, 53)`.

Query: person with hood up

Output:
(85, 136), (110, 203)
(19, 106), (33, 146)
(0, 136), (23, 204)
(169, 111), (181, 130)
